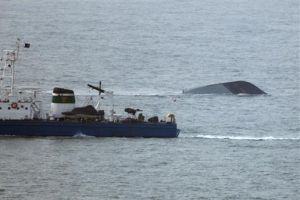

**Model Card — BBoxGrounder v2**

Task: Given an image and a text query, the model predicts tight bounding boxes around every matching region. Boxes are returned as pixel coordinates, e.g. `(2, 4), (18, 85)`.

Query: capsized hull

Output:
(183, 81), (266, 95)
(0, 121), (180, 138)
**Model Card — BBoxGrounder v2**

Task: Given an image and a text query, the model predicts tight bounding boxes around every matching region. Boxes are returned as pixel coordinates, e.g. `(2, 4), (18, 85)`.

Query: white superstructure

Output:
(0, 39), (42, 120)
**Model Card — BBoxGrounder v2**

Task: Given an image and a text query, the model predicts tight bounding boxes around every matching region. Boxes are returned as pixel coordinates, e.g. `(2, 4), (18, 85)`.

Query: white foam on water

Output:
(73, 131), (94, 138)
(195, 135), (300, 141)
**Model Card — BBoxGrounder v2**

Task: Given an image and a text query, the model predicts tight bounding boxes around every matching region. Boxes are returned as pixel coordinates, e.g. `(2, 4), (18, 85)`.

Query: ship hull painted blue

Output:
(0, 121), (180, 138)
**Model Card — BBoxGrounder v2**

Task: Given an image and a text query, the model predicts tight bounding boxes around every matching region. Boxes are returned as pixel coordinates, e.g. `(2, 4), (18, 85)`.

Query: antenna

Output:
(99, 81), (101, 95)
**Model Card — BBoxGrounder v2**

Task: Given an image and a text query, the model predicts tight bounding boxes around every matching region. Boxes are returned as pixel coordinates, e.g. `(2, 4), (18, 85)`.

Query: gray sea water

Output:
(0, 0), (299, 199)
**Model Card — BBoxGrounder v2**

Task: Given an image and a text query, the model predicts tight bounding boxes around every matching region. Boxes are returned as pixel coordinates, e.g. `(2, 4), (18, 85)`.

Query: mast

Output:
(87, 83), (115, 121)
(0, 38), (20, 96)
(10, 39), (20, 94)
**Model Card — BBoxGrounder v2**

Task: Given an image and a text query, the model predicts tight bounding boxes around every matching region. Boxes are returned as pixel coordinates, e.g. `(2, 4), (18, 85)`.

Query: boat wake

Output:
(73, 132), (94, 138)
(194, 135), (300, 141)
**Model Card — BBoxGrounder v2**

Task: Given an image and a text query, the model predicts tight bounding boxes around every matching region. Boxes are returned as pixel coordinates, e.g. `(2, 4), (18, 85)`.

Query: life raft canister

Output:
(166, 113), (176, 123)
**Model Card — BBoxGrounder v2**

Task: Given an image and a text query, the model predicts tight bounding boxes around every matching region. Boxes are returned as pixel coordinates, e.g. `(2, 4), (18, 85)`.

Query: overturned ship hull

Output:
(183, 81), (266, 95)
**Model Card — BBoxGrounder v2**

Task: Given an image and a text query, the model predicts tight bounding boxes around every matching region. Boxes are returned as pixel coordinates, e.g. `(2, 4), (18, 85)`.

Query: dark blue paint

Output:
(0, 121), (180, 138)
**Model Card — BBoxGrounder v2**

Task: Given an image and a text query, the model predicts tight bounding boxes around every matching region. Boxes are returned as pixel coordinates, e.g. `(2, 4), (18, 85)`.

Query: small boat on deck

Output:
(0, 39), (180, 138)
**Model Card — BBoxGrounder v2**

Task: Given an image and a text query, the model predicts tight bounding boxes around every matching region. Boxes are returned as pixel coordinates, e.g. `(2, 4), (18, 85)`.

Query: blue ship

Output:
(0, 120), (180, 138)
(0, 40), (180, 138)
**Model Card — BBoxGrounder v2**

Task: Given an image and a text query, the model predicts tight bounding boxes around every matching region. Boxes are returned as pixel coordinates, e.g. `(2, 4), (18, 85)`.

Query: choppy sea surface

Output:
(0, 0), (299, 199)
